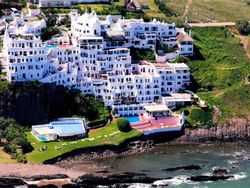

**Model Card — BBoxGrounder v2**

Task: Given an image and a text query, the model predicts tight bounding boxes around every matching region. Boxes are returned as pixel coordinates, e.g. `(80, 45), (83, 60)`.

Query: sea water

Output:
(96, 143), (250, 187)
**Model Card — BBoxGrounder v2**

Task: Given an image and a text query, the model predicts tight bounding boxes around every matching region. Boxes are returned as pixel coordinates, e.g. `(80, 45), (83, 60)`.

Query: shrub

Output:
(175, 55), (190, 63)
(41, 27), (60, 41)
(236, 20), (250, 35)
(29, 4), (37, 9)
(130, 48), (155, 61)
(154, 0), (178, 17)
(116, 118), (131, 132)
(183, 109), (190, 116)
(16, 153), (27, 163)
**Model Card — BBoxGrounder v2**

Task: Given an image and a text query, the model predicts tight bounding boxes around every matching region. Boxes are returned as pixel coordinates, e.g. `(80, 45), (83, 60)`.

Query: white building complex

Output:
(39, 0), (110, 7)
(3, 10), (193, 119)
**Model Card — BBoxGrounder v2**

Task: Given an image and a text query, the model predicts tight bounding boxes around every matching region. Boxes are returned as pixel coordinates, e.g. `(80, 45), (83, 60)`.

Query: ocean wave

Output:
(229, 172), (247, 181)
(152, 175), (194, 186)
(127, 183), (152, 188)
(227, 160), (239, 165)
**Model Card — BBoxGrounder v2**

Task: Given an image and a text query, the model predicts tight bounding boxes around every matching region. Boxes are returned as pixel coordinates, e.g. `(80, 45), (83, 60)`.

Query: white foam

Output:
(228, 160), (239, 165)
(229, 172), (247, 181)
(153, 175), (193, 186)
(127, 183), (152, 188)
(201, 172), (212, 176)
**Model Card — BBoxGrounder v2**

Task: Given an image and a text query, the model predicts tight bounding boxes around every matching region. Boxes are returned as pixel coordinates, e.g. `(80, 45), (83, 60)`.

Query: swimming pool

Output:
(47, 45), (57, 49)
(38, 136), (48, 142)
(125, 116), (140, 123)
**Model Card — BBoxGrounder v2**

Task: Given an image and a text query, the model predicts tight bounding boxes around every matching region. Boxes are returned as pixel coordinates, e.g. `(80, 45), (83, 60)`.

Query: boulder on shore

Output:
(162, 164), (201, 172)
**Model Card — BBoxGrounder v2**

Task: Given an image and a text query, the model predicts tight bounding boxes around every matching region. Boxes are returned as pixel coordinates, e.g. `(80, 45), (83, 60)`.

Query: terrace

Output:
(126, 104), (185, 135)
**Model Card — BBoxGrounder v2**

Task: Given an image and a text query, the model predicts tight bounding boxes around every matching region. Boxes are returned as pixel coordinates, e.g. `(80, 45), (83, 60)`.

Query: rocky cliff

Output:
(177, 117), (250, 142)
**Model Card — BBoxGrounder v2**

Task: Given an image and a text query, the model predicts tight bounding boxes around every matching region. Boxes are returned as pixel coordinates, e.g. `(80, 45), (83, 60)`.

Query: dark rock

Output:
(39, 184), (58, 188)
(141, 169), (151, 172)
(122, 172), (146, 176)
(176, 117), (250, 143)
(62, 184), (81, 188)
(28, 185), (39, 188)
(25, 174), (68, 181)
(213, 168), (229, 176)
(189, 175), (233, 182)
(96, 170), (109, 174)
(75, 173), (159, 186)
(0, 177), (27, 188)
(162, 165), (201, 172)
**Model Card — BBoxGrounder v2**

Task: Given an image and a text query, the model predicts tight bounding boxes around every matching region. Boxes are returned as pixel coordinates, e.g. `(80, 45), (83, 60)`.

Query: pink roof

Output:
(132, 116), (180, 132)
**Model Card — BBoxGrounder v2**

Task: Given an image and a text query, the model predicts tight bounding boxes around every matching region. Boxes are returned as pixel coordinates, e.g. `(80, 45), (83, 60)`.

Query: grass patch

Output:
(26, 120), (142, 163)
(0, 147), (16, 163)
(220, 85), (250, 117)
(76, 1), (123, 15)
(187, 0), (250, 22)
(0, 80), (9, 91)
(178, 106), (213, 128)
(188, 107), (213, 127)
(138, 0), (167, 20)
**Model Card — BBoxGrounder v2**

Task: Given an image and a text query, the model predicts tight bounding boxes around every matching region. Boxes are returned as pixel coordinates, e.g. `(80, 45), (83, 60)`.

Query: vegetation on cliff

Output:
(0, 118), (32, 163)
(0, 81), (109, 126)
(186, 27), (250, 124)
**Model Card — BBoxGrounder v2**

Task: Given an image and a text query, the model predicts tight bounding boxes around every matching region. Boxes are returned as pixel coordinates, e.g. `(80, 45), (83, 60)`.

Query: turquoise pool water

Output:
(47, 45), (57, 49)
(125, 116), (140, 123)
(38, 136), (48, 142)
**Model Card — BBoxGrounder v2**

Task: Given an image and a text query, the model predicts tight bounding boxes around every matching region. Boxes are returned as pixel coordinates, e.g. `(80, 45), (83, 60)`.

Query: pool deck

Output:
(130, 115), (183, 135)
(96, 115), (183, 136)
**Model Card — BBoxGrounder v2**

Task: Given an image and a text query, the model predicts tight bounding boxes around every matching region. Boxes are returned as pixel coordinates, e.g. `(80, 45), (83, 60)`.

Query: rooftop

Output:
(176, 32), (193, 42)
(32, 118), (86, 137)
(144, 104), (170, 112)
(163, 93), (192, 102)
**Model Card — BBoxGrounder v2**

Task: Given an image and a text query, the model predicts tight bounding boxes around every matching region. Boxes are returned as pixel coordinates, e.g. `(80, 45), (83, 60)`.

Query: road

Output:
(189, 22), (235, 27)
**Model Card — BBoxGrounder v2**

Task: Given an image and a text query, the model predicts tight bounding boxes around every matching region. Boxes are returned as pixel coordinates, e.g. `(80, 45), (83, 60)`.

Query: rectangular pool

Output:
(125, 116), (140, 123)
(47, 45), (57, 49)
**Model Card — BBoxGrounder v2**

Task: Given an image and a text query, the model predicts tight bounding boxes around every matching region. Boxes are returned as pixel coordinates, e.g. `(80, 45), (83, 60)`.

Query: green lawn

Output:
(188, 27), (250, 122)
(26, 121), (142, 163)
(177, 105), (213, 128)
(138, 0), (166, 20)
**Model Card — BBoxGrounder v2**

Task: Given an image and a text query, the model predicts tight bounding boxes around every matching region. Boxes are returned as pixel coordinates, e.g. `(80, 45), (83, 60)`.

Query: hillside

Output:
(184, 26), (250, 125)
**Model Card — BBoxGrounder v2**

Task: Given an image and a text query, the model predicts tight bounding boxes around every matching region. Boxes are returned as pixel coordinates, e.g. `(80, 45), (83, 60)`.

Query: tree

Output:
(116, 118), (131, 132)
(63, 15), (71, 28)
(236, 20), (250, 35)
(41, 27), (60, 41)
(175, 55), (190, 63)
(44, 12), (59, 27)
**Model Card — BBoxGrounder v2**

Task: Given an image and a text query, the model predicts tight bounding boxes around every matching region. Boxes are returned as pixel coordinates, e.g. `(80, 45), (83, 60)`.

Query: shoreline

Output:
(1, 118), (250, 187)
(43, 118), (250, 167)
(0, 142), (249, 187)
